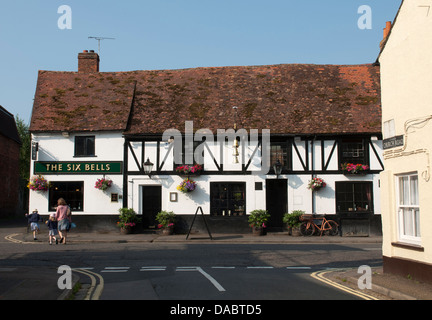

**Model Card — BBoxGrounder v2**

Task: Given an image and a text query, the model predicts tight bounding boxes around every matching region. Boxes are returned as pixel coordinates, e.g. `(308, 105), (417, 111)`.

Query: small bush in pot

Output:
(248, 209), (270, 236)
(283, 210), (304, 236)
(117, 208), (141, 233)
(155, 210), (176, 235)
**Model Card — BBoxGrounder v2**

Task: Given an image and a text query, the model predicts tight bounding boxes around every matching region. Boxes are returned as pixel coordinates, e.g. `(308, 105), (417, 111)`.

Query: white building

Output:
(29, 50), (383, 234)
(378, 0), (432, 283)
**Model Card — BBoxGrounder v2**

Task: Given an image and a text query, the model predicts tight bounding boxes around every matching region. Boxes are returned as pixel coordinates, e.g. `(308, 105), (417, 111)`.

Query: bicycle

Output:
(299, 214), (339, 236)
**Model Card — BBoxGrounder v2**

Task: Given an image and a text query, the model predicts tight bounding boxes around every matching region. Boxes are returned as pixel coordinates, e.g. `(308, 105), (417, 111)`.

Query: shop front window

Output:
(210, 182), (246, 216)
(336, 181), (373, 213)
(49, 181), (84, 211)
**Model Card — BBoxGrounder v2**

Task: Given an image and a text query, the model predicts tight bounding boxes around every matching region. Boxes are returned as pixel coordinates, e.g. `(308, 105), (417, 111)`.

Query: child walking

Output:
(46, 213), (59, 245)
(25, 209), (41, 240)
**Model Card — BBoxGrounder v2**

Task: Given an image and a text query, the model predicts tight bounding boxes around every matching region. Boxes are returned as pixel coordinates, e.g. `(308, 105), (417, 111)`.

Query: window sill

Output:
(391, 241), (424, 252)
(209, 215), (246, 219)
(337, 211), (374, 217)
(73, 155), (97, 158)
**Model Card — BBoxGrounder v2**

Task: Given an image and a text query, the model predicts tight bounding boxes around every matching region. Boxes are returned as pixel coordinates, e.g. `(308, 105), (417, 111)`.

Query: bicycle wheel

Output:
(325, 220), (339, 236)
(300, 221), (315, 236)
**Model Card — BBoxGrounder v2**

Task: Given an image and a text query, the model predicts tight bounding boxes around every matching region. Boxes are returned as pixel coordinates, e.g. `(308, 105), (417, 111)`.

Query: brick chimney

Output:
(380, 21), (392, 50)
(78, 50), (99, 73)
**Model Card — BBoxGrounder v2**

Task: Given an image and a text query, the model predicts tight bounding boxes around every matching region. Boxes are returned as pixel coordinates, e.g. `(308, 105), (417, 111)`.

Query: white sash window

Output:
(397, 173), (421, 245)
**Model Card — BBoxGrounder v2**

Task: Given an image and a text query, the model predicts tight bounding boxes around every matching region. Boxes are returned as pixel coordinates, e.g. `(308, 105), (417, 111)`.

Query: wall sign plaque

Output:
(383, 135), (404, 150)
(34, 161), (123, 174)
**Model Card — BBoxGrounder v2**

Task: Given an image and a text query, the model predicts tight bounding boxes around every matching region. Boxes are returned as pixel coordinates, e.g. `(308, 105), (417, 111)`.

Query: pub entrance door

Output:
(141, 186), (162, 229)
(266, 179), (288, 231)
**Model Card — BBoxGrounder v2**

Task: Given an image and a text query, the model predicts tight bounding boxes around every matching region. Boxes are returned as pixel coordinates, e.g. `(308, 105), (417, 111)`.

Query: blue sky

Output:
(0, 0), (401, 124)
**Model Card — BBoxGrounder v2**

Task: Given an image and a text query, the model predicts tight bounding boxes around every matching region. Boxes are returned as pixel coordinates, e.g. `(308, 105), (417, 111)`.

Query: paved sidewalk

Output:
(2, 219), (432, 300)
(18, 229), (384, 244)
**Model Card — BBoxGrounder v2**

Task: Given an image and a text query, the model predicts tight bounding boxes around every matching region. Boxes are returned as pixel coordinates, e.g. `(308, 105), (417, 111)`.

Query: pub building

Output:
(28, 50), (383, 234)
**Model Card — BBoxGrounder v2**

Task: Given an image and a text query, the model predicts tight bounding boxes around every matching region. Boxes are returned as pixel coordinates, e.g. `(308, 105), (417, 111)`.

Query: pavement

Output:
(1, 218), (432, 300)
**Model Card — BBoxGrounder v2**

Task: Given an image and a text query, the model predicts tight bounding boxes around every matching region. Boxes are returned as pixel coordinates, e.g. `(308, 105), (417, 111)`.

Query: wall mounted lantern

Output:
(273, 160), (283, 178)
(143, 158), (154, 177)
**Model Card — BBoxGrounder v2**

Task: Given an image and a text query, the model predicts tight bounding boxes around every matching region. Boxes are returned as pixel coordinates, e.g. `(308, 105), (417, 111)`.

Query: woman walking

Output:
(55, 198), (71, 244)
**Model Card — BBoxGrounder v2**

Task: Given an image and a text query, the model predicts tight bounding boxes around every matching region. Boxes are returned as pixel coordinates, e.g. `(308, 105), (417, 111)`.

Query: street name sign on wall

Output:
(34, 161), (123, 174)
(383, 135), (404, 150)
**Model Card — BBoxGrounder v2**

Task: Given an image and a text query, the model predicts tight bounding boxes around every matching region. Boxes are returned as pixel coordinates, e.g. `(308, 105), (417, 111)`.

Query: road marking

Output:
(101, 267), (130, 273)
(177, 267), (226, 292)
(73, 268), (104, 300)
(0, 268), (16, 272)
(286, 266), (312, 270)
(311, 270), (378, 300)
(140, 266), (167, 271)
(247, 266), (274, 269)
(211, 266), (236, 269)
(4, 234), (43, 245)
(5, 234), (24, 244)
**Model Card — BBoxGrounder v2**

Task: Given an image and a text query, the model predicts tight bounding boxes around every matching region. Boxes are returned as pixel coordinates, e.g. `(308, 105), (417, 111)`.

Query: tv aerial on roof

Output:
(88, 36), (115, 55)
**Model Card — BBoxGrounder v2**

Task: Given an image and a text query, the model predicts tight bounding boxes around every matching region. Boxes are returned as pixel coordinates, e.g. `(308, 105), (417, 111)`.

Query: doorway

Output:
(266, 179), (288, 230)
(141, 186), (162, 228)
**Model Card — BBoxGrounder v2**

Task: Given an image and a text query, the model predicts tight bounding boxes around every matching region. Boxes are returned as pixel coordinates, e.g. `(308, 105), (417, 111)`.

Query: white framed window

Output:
(383, 119), (395, 139)
(396, 173), (421, 244)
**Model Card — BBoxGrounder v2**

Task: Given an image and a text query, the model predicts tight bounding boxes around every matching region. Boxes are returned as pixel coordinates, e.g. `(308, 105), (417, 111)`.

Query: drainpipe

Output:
(311, 136), (317, 214)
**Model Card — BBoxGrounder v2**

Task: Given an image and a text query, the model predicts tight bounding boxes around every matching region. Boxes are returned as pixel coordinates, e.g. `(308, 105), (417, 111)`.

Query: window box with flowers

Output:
(307, 177), (326, 191)
(177, 178), (197, 193)
(175, 164), (203, 176)
(341, 163), (370, 175)
(94, 177), (113, 191)
(27, 175), (50, 192)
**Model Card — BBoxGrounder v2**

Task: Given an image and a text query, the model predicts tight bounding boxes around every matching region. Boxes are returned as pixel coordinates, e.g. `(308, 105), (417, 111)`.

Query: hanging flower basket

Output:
(175, 164), (203, 176)
(307, 177), (326, 191)
(177, 178), (197, 193)
(27, 175), (50, 191)
(341, 163), (370, 175)
(95, 178), (113, 191)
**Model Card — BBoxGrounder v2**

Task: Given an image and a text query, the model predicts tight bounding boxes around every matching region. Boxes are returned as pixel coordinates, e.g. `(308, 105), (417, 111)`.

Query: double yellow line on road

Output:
(311, 270), (379, 300)
(4, 233), (41, 244)
(73, 269), (104, 300)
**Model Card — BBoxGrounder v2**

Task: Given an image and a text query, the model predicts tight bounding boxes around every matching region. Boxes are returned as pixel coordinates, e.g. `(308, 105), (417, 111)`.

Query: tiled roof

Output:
(30, 71), (135, 132)
(30, 63), (381, 135)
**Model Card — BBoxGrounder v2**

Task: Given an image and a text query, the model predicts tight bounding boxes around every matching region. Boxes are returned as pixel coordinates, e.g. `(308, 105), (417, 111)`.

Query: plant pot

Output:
(120, 227), (132, 234)
(252, 227), (265, 236)
(290, 227), (301, 236)
(161, 226), (174, 235)
(178, 172), (201, 178)
(342, 170), (369, 176)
